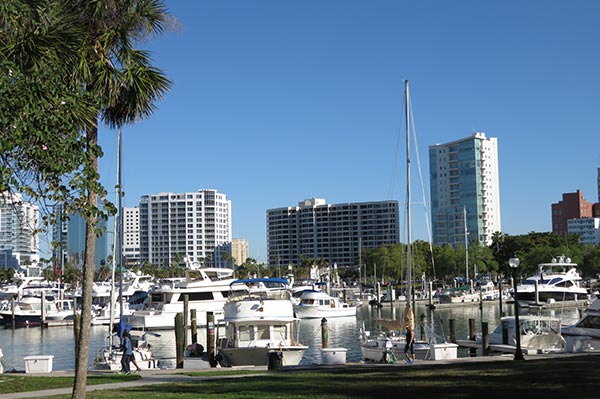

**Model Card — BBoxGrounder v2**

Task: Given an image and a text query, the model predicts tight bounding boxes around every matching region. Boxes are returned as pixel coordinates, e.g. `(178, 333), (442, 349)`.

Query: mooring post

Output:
(468, 318), (476, 357)
(207, 311), (217, 367)
(183, 294), (189, 346)
(190, 309), (197, 344)
(175, 313), (184, 368)
(321, 318), (329, 349)
(481, 321), (489, 356)
(448, 318), (456, 343)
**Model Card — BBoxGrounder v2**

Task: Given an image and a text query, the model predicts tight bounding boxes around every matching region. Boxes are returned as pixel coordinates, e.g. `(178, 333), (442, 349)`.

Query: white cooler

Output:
(321, 348), (347, 365)
(24, 355), (54, 373)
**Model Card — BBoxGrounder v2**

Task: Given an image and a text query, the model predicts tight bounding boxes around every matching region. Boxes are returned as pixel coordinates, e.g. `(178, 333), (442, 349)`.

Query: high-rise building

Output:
(551, 190), (593, 237)
(429, 132), (501, 247)
(123, 206), (141, 267)
(267, 198), (399, 268)
(231, 238), (249, 266)
(0, 192), (39, 269)
(51, 203), (111, 271)
(568, 217), (600, 245)
(139, 189), (232, 267)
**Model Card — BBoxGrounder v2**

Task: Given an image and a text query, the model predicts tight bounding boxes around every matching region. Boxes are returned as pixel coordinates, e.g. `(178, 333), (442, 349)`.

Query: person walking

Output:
(404, 326), (416, 365)
(120, 329), (134, 374)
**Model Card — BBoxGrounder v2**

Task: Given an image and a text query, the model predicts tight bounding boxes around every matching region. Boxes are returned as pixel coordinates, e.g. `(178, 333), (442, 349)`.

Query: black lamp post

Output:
(509, 256), (525, 361)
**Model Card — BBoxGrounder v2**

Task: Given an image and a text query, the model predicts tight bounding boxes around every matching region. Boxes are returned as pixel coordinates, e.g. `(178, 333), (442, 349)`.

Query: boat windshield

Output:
(577, 315), (600, 329)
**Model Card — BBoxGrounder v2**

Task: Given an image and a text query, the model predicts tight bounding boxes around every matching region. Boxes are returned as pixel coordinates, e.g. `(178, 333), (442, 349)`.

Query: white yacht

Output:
(561, 297), (600, 348)
(217, 278), (308, 367)
(510, 255), (589, 305)
(293, 290), (356, 319)
(456, 315), (566, 354)
(122, 268), (238, 330)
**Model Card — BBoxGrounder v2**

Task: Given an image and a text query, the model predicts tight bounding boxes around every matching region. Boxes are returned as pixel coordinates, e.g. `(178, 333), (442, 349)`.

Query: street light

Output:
(509, 256), (525, 361)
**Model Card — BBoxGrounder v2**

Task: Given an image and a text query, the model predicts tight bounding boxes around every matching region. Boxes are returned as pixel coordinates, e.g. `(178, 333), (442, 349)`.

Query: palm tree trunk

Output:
(72, 124), (99, 399)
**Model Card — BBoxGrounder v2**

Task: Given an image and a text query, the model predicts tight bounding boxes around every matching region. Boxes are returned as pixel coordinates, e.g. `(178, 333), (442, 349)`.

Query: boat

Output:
(456, 315), (566, 354)
(561, 297), (600, 349)
(360, 81), (458, 364)
(433, 286), (481, 304)
(93, 330), (160, 371)
(0, 295), (59, 326)
(216, 277), (308, 367)
(510, 255), (589, 305)
(360, 322), (430, 363)
(122, 268), (241, 330)
(293, 290), (357, 319)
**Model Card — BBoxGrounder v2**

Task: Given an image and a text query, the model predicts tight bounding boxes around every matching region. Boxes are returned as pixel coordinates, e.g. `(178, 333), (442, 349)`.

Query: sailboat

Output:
(360, 81), (458, 362)
(93, 128), (159, 371)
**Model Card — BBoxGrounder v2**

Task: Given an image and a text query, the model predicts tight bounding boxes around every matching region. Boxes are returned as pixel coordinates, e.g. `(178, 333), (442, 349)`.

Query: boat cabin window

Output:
(184, 292), (214, 301)
(257, 326), (270, 340)
(272, 325), (287, 340)
(578, 315), (600, 329)
(238, 326), (254, 341)
(320, 299), (330, 306)
(301, 299), (315, 305)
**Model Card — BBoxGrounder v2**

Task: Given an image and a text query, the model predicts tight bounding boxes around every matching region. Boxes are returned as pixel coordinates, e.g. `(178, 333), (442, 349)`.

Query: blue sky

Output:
(92, 1), (600, 263)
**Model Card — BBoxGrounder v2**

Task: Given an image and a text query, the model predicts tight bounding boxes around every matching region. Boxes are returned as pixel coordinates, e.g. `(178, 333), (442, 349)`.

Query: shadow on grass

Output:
(110, 355), (600, 399)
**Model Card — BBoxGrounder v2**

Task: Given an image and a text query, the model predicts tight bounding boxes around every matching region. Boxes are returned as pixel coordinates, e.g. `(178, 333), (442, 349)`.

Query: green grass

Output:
(4, 355), (600, 399)
(0, 373), (140, 394)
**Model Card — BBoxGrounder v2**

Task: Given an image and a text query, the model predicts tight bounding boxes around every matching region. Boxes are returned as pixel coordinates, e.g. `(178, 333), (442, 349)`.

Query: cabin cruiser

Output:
(122, 268), (239, 330)
(510, 255), (589, 305)
(561, 298), (600, 349)
(0, 295), (58, 326)
(456, 315), (566, 354)
(293, 290), (356, 319)
(216, 278), (308, 367)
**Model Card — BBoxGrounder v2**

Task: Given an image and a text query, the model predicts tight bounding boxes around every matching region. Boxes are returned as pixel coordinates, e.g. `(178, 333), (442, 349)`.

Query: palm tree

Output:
(71, 2), (171, 397)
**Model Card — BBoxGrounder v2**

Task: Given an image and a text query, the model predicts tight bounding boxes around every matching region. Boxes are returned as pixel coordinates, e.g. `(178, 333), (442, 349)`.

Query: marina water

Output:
(0, 301), (584, 372)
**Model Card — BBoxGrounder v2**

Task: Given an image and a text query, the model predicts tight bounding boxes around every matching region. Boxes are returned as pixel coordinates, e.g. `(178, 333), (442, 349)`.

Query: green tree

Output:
(1, 2), (171, 397)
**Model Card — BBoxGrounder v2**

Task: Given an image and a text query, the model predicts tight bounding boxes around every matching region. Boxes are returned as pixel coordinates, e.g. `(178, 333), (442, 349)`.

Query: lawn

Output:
(2, 355), (599, 399)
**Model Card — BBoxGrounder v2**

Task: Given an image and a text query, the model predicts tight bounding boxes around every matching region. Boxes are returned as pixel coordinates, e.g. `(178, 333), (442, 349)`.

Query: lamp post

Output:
(509, 256), (525, 361)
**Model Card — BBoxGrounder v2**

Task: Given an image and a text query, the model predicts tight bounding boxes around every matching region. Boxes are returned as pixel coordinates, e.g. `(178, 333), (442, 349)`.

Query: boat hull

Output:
(218, 346), (307, 367)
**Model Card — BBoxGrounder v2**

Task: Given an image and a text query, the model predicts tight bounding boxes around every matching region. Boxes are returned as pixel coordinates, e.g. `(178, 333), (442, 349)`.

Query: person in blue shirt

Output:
(120, 329), (134, 374)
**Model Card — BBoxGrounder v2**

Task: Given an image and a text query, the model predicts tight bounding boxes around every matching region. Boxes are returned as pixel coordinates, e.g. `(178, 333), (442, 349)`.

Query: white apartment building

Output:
(123, 206), (141, 267)
(429, 132), (501, 247)
(0, 192), (40, 268)
(568, 217), (600, 245)
(139, 189), (232, 267)
(267, 198), (399, 268)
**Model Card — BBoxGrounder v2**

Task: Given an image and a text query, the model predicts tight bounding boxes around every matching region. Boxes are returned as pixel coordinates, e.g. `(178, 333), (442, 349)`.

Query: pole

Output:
(117, 127), (125, 337)
(512, 269), (525, 360)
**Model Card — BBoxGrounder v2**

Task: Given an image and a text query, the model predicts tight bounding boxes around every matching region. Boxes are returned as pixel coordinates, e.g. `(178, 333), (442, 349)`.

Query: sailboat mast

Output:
(117, 127), (125, 335)
(405, 80), (412, 302)
(464, 206), (469, 283)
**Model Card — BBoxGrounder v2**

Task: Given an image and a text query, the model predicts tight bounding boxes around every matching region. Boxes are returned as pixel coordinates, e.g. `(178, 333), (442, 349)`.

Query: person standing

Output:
(404, 326), (416, 365)
(120, 329), (133, 374)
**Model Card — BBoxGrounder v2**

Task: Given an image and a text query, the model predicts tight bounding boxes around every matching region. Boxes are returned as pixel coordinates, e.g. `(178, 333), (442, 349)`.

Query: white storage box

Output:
(24, 355), (54, 373)
(321, 348), (347, 365)
(431, 343), (458, 360)
(566, 336), (592, 353)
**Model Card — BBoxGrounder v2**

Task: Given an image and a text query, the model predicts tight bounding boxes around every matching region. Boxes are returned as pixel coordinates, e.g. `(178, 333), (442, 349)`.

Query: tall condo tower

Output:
(429, 132), (501, 247)
(139, 189), (232, 267)
(0, 192), (39, 268)
(267, 198), (399, 268)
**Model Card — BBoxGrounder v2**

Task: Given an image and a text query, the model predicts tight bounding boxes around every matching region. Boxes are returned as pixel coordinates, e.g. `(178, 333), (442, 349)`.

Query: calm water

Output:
(0, 301), (584, 371)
